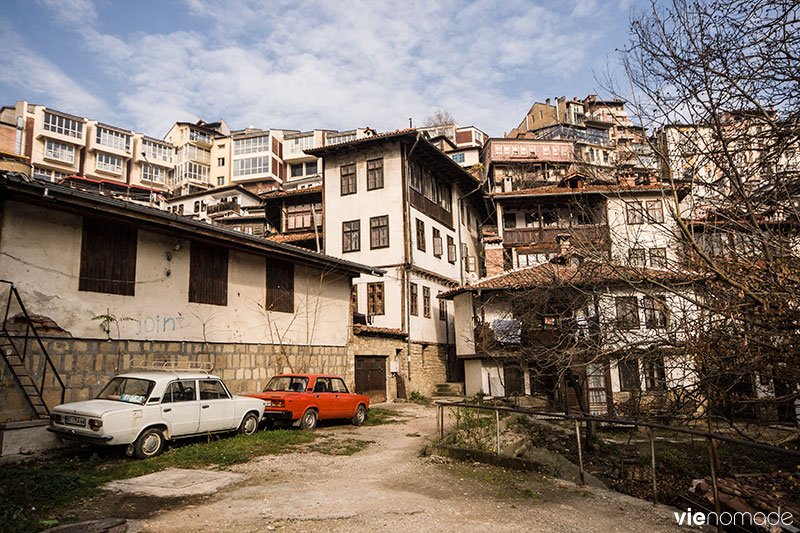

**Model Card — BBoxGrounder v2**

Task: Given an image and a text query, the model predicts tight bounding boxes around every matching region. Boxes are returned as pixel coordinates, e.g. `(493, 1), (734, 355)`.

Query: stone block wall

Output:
(0, 337), (349, 423)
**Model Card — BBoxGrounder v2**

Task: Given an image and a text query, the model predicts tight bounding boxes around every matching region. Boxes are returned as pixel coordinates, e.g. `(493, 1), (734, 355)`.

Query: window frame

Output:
(370, 215), (389, 249)
(416, 219), (426, 252)
(422, 286), (431, 318)
(432, 228), (443, 258)
(447, 235), (456, 263)
(438, 293), (446, 321)
(189, 242), (229, 306)
(79, 216), (138, 296)
(409, 283), (418, 316)
(367, 158), (384, 190)
(615, 296), (640, 329)
(342, 219), (361, 253)
(367, 282), (385, 316)
(266, 259), (294, 313)
(625, 202), (644, 225)
(340, 163), (357, 195)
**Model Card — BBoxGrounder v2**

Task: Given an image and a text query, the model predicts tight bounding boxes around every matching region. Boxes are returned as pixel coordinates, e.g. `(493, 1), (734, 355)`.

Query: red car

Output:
(246, 374), (370, 430)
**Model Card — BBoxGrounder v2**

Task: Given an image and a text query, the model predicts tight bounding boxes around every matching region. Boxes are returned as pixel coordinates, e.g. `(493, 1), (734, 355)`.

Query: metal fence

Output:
(435, 400), (800, 533)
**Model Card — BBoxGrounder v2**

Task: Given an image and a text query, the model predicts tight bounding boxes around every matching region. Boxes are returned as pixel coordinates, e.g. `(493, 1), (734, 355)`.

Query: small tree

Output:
(424, 109), (456, 127)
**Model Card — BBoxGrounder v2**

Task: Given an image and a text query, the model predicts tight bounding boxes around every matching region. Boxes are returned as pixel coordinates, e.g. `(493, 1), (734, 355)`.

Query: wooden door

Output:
(355, 356), (387, 403)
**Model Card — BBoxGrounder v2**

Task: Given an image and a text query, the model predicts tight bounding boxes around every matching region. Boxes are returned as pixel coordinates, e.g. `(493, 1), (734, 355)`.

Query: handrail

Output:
(435, 400), (800, 458)
(0, 280), (66, 408)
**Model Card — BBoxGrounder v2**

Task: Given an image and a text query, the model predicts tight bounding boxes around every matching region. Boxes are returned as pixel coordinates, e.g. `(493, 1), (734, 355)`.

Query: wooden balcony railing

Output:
(502, 225), (610, 249)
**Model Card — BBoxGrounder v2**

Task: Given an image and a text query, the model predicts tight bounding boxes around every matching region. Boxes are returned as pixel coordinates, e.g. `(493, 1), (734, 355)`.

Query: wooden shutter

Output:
(189, 242), (228, 306)
(267, 259), (294, 313)
(79, 216), (137, 296)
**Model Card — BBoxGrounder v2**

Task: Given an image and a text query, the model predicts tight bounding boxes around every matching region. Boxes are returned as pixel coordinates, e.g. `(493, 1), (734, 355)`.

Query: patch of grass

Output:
(408, 391), (432, 405)
(445, 462), (544, 501)
(362, 407), (404, 426)
(309, 438), (373, 456)
(0, 429), (315, 533)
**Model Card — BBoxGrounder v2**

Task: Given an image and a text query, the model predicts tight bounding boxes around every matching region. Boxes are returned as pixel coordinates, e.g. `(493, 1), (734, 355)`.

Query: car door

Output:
(198, 379), (235, 432)
(329, 377), (355, 418)
(311, 377), (336, 420)
(161, 379), (200, 436)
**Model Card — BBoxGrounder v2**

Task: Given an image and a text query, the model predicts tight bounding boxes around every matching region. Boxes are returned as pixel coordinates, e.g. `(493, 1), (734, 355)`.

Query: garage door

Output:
(355, 356), (387, 403)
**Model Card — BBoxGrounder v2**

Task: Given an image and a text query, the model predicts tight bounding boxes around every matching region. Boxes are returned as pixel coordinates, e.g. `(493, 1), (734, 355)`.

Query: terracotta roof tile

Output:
(261, 185), (322, 199)
(490, 183), (670, 197)
(266, 232), (319, 243)
(353, 325), (407, 338)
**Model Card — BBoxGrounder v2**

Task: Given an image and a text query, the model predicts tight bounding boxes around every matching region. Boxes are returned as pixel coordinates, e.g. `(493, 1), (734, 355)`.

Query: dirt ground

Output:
(92, 402), (687, 532)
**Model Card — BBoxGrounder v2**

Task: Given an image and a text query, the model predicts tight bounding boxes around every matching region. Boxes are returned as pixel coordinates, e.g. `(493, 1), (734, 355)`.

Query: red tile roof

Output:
(261, 185), (322, 199)
(353, 325), (407, 338)
(439, 262), (701, 299)
(266, 231), (319, 244)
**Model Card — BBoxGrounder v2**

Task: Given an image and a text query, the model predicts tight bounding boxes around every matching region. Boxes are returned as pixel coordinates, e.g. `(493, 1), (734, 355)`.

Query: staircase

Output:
(0, 281), (65, 419)
(433, 382), (465, 397)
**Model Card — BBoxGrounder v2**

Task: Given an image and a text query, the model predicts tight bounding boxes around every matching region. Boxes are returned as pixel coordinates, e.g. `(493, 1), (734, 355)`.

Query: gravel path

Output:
(130, 402), (686, 532)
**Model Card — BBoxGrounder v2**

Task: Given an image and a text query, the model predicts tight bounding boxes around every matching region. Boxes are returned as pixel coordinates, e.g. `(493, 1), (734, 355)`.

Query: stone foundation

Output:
(0, 337), (349, 423)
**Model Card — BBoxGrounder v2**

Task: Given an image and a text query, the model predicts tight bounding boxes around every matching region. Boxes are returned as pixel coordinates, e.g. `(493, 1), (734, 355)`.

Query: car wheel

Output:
(351, 405), (367, 426)
(238, 413), (259, 436)
(299, 409), (318, 430)
(134, 427), (165, 459)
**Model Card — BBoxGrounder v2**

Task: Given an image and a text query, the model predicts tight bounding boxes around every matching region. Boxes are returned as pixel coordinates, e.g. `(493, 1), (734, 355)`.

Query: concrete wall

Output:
(0, 338), (350, 423)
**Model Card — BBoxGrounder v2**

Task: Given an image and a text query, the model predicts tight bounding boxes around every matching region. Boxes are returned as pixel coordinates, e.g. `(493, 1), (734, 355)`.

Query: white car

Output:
(48, 371), (266, 459)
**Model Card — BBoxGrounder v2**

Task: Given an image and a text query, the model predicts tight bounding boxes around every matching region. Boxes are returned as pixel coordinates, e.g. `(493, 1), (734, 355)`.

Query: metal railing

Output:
(436, 400), (800, 532)
(0, 280), (65, 413)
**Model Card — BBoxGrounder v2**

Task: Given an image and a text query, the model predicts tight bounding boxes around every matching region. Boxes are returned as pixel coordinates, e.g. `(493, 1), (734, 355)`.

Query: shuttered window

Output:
(266, 259), (294, 313)
(79, 217), (137, 296)
(189, 242), (228, 306)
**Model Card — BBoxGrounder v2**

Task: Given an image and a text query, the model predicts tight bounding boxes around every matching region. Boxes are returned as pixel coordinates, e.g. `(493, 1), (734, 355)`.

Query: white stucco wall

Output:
(0, 200), (352, 346)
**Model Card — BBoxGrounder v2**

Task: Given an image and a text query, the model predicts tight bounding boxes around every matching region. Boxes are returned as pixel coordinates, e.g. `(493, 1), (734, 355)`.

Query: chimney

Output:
(545, 98), (551, 106)
(484, 242), (505, 277)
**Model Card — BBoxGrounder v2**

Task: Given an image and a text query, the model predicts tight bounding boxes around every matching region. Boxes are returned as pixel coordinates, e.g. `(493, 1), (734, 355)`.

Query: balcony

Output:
(207, 201), (240, 217)
(503, 225), (609, 248)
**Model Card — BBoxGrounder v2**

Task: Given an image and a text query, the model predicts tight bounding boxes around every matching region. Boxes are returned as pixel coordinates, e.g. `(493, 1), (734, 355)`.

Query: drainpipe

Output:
(405, 133), (422, 382)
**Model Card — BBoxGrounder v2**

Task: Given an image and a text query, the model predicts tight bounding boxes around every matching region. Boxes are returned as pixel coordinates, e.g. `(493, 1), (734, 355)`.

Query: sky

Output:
(0, 0), (639, 139)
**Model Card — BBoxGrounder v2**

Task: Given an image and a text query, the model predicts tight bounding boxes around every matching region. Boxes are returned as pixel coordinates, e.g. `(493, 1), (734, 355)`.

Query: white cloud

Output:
(17, 0), (624, 138)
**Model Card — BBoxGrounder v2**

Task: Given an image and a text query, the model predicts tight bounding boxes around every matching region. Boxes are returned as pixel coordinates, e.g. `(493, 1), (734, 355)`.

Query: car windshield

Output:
(264, 376), (308, 392)
(96, 377), (155, 404)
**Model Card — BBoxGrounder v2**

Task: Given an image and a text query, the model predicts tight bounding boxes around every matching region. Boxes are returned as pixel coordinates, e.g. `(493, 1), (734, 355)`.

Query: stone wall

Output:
(0, 336), (349, 423)
(350, 333), (449, 399)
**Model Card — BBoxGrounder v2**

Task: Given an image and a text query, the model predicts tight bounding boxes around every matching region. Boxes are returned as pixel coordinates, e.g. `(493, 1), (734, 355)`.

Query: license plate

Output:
(64, 415), (85, 426)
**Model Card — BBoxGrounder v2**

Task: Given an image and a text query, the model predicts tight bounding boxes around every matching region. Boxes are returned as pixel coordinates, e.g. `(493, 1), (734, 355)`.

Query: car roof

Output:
(271, 374), (342, 379)
(114, 371), (220, 381)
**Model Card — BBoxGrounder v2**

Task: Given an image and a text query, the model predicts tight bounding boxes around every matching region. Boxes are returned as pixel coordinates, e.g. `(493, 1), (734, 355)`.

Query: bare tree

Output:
(424, 109), (456, 127)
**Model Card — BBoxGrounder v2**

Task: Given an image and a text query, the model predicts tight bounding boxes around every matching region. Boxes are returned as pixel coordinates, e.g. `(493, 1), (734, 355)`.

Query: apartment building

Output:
(418, 123), (487, 170)
(165, 184), (265, 234)
(164, 120), (229, 196)
(306, 130), (486, 399)
(0, 101), (175, 203)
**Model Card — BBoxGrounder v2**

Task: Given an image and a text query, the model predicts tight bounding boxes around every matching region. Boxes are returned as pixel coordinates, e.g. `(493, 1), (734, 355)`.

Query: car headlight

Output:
(51, 413), (62, 423)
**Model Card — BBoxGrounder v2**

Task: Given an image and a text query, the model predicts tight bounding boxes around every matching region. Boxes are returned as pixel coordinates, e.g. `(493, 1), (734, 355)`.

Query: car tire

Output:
(351, 405), (367, 426)
(299, 409), (318, 430)
(134, 427), (165, 459)
(238, 412), (259, 436)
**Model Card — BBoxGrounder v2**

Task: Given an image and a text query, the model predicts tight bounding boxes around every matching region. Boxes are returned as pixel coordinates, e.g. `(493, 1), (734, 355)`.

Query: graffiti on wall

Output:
(133, 314), (191, 337)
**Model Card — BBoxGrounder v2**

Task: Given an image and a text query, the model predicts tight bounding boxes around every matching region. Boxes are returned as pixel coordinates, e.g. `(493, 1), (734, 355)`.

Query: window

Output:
(142, 164), (165, 184)
(189, 242), (228, 306)
(233, 156), (268, 176)
(367, 158), (383, 190)
(370, 216), (389, 249)
(234, 135), (269, 155)
(79, 217), (137, 296)
(451, 152), (465, 163)
(410, 283), (418, 316)
(291, 163), (304, 177)
(340, 163), (356, 195)
(266, 259), (294, 313)
(96, 127), (130, 152)
(162, 380), (197, 403)
(628, 248), (646, 267)
(615, 297), (639, 329)
(649, 248), (667, 268)
(645, 200), (664, 223)
(626, 202), (644, 225)
(432, 228), (443, 257)
(503, 213), (516, 228)
(200, 380), (230, 400)
(465, 255), (476, 272)
(194, 201), (200, 213)
(643, 295), (668, 328)
(142, 139), (172, 162)
(217, 176), (225, 186)
(43, 111), (83, 139)
(342, 220), (360, 252)
(422, 286), (431, 318)
(96, 153), (123, 174)
(447, 236), (456, 263)
(644, 357), (666, 390)
(217, 157), (225, 166)
(306, 161), (317, 174)
(367, 282), (384, 315)
(618, 359), (640, 392)
(44, 140), (74, 163)
(190, 129), (211, 143)
(439, 293), (446, 320)
(351, 284), (358, 313)
(416, 219), (425, 251)
(286, 203), (322, 230)
(175, 161), (210, 184)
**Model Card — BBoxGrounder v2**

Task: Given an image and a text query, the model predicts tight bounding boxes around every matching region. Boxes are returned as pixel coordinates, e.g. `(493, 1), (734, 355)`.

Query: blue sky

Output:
(0, 0), (638, 139)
